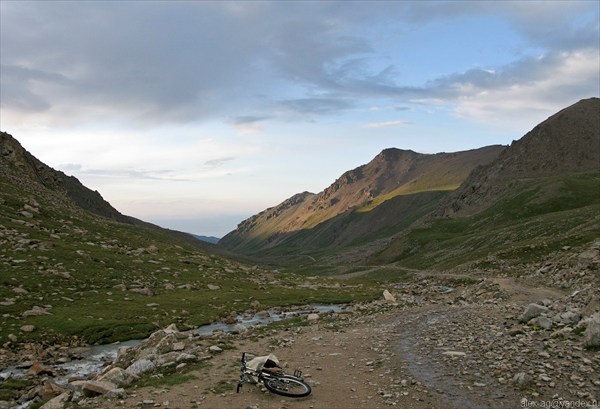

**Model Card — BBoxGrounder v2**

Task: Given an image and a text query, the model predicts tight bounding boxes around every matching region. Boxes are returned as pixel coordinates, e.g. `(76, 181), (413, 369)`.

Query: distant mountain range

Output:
(192, 234), (220, 244)
(220, 98), (600, 269)
(2, 98), (598, 275)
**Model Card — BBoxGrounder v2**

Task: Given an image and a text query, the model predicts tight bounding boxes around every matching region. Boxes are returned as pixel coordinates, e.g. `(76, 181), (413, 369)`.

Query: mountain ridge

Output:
(439, 97), (600, 217)
(219, 144), (505, 255)
(220, 98), (599, 265)
(0, 131), (217, 251)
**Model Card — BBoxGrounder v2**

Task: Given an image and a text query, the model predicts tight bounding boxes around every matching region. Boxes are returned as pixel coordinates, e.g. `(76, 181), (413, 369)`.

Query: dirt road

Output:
(81, 277), (598, 409)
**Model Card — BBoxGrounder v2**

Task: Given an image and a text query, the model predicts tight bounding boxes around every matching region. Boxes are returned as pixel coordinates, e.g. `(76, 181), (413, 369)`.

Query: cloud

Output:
(279, 97), (355, 117)
(362, 120), (411, 129)
(59, 163), (188, 181)
(228, 116), (268, 134)
(0, 1), (597, 131)
(203, 157), (236, 169)
(450, 50), (600, 128)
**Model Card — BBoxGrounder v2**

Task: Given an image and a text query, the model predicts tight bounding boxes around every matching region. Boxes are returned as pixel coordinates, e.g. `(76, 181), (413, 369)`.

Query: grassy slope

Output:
(251, 190), (450, 262)
(0, 174), (377, 346)
(370, 173), (600, 271)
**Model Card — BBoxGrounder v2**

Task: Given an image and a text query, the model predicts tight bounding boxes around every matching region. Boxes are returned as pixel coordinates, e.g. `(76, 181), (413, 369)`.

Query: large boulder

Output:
(97, 367), (138, 386)
(126, 358), (155, 376)
(80, 380), (119, 397)
(519, 303), (549, 323)
(39, 392), (71, 409)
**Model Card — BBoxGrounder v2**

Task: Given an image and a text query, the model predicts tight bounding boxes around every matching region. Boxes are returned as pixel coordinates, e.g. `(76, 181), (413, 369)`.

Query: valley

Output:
(0, 98), (599, 408)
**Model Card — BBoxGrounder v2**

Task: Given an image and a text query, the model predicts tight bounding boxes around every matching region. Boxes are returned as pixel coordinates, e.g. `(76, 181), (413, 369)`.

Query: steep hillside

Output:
(440, 97), (600, 217)
(1, 132), (128, 222)
(220, 145), (503, 256)
(0, 132), (375, 346)
(372, 98), (600, 270)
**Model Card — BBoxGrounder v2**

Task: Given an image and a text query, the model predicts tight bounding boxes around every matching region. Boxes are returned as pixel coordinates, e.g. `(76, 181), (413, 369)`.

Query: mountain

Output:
(1, 131), (374, 347)
(0, 132), (224, 253)
(372, 98), (600, 269)
(1, 132), (128, 223)
(219, 145), (504, 257)
(439, 97), (600, 217)
(192, 234), (221, 244)
(220, 98), (599, 272)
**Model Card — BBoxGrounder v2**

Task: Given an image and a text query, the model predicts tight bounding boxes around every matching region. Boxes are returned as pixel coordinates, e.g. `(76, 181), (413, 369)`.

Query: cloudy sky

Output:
(1, 1), (598, 237)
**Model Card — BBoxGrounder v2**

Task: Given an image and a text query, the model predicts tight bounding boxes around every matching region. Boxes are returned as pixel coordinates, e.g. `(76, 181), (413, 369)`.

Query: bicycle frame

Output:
(237, 352), (305, 393)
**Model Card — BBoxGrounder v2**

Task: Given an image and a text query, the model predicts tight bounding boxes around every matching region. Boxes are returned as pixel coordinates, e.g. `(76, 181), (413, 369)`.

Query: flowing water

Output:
(0, 304), (345, 384)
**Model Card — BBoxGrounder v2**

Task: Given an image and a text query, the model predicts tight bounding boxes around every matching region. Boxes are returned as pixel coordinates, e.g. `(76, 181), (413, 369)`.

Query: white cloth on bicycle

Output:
(247, 354), (280, 371)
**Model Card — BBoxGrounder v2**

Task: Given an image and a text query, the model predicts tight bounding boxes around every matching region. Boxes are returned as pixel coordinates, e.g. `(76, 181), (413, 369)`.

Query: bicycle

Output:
(236, 352), (312, 398)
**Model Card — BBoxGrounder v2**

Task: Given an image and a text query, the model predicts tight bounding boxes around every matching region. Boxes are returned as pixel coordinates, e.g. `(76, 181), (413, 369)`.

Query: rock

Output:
(40, 391), (71, 409)
(531, 316), (553, 330)
(207, 284), (220, 290)
(583, 313), (600, 348)
(156, 352), (180, 366)
(28, 362), (55, 377)
(172, 342), (185, 351)
(20, 324), (36, 332)
(12, 287), (28, 294)
(23, 204), (39, 213)
(559, 311), (580, 324)
(383, 290), (396, 303)
(42, 380), (66, 398)
(307, 313), (320, 321)
(577, 249), (598, 266)
(105, 388), (126, 399)
(519, 303), (549, 322)
(513, 372), (532, 386)
(131, 287), (154, 297)
(81, 380), (119, 397)
(231, 323), (248, 333)
(126, 358), (155, 376)
(176, 353), (197, 362)
(582, 296), (599, 317)
(442, 351), (467, 357)
(54, 271), (71, 279)
(22, 305), (52, 317)
(209, 345), (223, 353)
(164, 323), (179, 333)
(97, 367), (138, 386)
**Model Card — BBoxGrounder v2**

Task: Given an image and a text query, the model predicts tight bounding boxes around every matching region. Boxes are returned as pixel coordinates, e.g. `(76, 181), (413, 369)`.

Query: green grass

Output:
(372, 173), (600, 271)
(357, 184), (458, 213)
(0, 175), (381, 345)
(0, 378), (33, 401)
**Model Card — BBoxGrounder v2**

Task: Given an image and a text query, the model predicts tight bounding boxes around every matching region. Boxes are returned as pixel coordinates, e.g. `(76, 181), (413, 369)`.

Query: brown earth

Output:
(82, 277), (598, 409)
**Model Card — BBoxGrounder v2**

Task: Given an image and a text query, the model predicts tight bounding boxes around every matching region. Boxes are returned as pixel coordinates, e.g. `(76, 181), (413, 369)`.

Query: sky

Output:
(1, 1), (599, 237)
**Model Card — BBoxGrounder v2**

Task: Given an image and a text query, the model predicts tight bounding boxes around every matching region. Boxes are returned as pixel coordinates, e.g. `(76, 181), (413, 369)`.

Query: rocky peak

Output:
(1, 131), (128, 222)
(493, 97), (599, 179)
(440, 97), (600, 216)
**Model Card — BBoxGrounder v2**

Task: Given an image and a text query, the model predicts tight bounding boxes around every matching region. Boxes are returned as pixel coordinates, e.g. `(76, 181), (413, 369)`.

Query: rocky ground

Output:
(2, 261), (599, 409)
(0, 241), (598, 409)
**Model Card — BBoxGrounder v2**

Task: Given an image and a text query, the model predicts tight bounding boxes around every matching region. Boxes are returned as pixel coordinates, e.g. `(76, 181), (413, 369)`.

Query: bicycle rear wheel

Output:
(264, 375), (311, 397)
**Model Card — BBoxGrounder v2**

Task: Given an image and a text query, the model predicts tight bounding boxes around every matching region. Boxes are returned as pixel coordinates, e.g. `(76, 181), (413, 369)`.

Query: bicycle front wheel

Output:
(264, 375), (311, 398)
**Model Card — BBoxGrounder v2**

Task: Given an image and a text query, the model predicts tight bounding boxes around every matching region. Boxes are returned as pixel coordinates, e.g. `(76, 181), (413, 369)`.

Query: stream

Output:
(0, 304), (344, 384)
